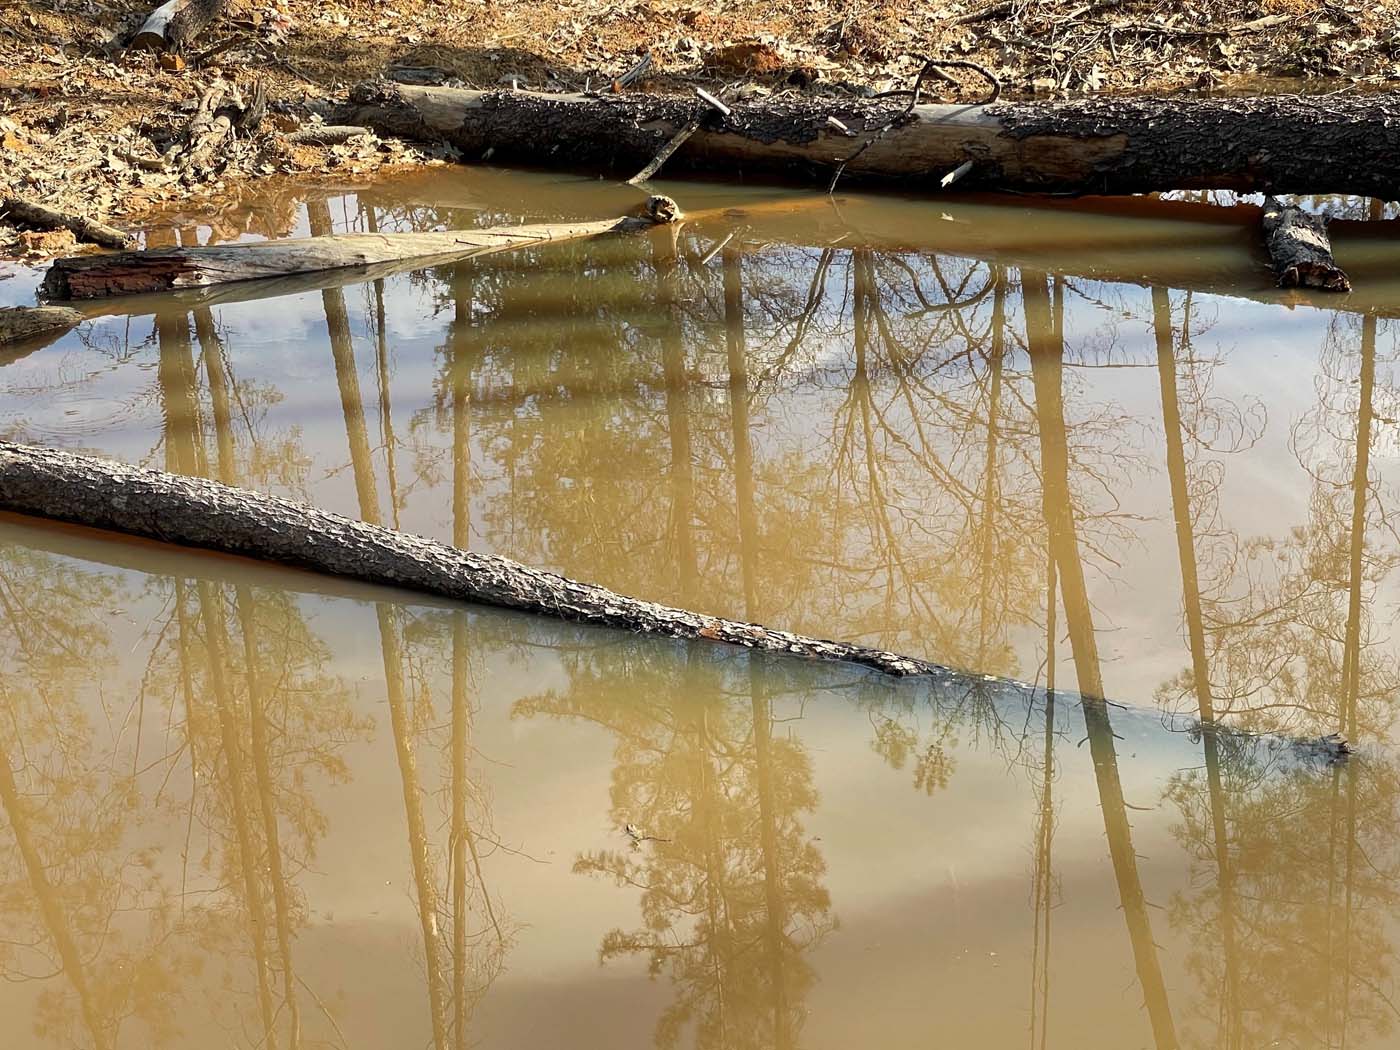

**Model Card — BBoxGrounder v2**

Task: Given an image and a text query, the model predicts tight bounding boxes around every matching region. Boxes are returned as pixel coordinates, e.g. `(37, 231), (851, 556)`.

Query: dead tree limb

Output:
(0, 306), (84, 347)
(334, 82), (1400, 199)
(1, 198), (134, 249)
(1262, 196), (1351, 292)
(130, 0), (233, 53)
(0, 443), (943, 677)
(41, 201), (678, 300)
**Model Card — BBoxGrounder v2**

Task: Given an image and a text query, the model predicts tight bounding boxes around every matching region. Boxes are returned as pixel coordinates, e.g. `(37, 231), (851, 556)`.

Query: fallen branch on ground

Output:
(130, 0), (233, 53)
(286, 124), (371, 145)
(1, 198), (133, 249)
(0, 443), (942, 677)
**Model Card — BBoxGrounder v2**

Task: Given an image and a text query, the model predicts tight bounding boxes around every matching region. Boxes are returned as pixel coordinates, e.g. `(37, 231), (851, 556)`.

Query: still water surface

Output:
(1, 170), (1399, 1047)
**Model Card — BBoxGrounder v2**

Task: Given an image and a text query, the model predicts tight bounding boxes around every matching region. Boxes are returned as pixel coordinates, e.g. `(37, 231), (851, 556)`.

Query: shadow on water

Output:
(3, 168), (1400, 1047)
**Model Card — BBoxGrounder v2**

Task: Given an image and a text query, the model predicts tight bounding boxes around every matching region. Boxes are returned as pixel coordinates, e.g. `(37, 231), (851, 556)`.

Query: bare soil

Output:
(2, 0), (1398, 256)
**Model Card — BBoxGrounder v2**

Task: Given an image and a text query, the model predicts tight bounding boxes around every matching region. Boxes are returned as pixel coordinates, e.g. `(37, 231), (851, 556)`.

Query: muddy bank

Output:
(4, 0), (1400, 254)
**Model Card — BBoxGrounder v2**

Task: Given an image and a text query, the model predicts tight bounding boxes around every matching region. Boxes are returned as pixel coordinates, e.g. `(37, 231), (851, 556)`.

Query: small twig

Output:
(940, 159), (975, 188)
(695, 87), (732, 117)
(829, 56), (1001, 194)
(697, 230), (736, 265)
(628, 88), (733, 186)
(614, 52), (653, 91)
(627, 120), (701, 185)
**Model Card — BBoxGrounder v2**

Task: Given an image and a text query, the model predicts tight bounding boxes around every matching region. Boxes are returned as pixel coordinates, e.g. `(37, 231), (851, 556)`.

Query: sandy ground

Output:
(2, 0), (1398, 254)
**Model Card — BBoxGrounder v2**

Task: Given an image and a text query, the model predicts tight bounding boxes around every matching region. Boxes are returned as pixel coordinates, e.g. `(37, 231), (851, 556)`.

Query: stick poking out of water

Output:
(0, 442), (943, 678)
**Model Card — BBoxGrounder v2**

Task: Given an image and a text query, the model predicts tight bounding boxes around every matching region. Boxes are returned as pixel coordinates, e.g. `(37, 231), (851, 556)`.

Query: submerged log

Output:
(336, 82), (1400, 199)
(0, 306), (84, 347)
(42, 199), (678, 300)
(1262, 196), (1351, 292)
(0, 442), (941, 677)
(1, 198), (133, 250)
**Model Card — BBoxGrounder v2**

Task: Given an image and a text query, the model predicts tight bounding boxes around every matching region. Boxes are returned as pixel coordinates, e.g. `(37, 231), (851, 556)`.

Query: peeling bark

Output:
(0, 443), (944, 677)
(336, 82), (1400, 198)
(129, 0), (232, 53)
(1262, 196), (1351, 292)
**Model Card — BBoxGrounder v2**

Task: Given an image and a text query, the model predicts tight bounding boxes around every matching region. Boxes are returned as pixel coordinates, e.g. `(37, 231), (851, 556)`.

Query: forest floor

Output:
(3, 0), (1399, 254)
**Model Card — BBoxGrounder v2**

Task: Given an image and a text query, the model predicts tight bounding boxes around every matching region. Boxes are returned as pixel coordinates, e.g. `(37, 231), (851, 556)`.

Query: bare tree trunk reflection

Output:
(198, 307), (304, 1049)
(0, 744), (111, 1050)
(310, 199), (449, 1050)
(1025, 269), (1178, 1050)
(723, 243), (792, 1048)
(1152, 287), (1240, 1049)
(654, 227), (699, 605)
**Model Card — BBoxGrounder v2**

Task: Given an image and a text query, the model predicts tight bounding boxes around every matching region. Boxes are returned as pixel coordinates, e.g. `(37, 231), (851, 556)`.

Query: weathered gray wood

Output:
(286, 125), (372, 145)
(42, 212), (663, 300)
(335, 82), (1400, 199)
(0, 442), (942, 677)
(1, 198), (133, 250)
(129, 0), (231, 52)
(0, 306), (84, 347)
(1262, 196), (1351, 292)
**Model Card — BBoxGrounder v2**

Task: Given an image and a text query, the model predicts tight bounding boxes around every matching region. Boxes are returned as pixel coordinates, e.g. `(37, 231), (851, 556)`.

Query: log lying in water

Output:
(0, 306), (84, 347)
(1262, 196), (1350, 292)
(336, 82), (1400, 198)
(42, 199), (677, 300)
(0, 442), (941, 677)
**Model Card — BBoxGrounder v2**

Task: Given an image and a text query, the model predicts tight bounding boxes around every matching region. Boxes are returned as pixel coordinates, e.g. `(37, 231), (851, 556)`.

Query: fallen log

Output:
(0, 306), (84, 347)
(1, 198), (133, 249)
(41, 197), (679, 300)
(286, 125), (372, 145)
(129, 0), (231, 53)
(0, 442), (942, 678)
(334, 82), (1400, 199)
(1262, 196), (1350, 292)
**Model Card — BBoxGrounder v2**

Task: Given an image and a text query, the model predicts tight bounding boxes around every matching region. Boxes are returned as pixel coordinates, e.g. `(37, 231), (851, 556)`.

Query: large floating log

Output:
(42, 201), (676, 300)
(336, 82), (1400, 199)
(0, 443), (941, 678)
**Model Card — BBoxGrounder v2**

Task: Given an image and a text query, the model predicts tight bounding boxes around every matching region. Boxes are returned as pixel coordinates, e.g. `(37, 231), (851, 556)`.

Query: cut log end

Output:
(645, 195), (683, 224)
(1262, 196), (1351, 294)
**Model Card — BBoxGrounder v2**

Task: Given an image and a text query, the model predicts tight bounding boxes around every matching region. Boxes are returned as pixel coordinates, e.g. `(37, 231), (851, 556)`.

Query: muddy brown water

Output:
(1, 168), (1399, 1048)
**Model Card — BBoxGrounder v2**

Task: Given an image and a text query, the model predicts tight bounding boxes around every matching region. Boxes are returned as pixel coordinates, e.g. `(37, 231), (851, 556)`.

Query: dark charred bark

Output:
(0, 442), (943, 677)
(336, 82), (1400, 198)
(1262, 197), (1351, 292)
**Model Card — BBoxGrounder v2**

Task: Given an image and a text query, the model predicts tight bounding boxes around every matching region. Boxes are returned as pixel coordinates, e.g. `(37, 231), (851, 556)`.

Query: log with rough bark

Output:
(42, 198), (679, 300)
(334, 82), (1400, 198)
(0, 306), (84, 347)
(1262, 196), (1350, 292)
(1, 198), (133, 249)
(129, 0), (232, 53)
(0, 442), (942, 677)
